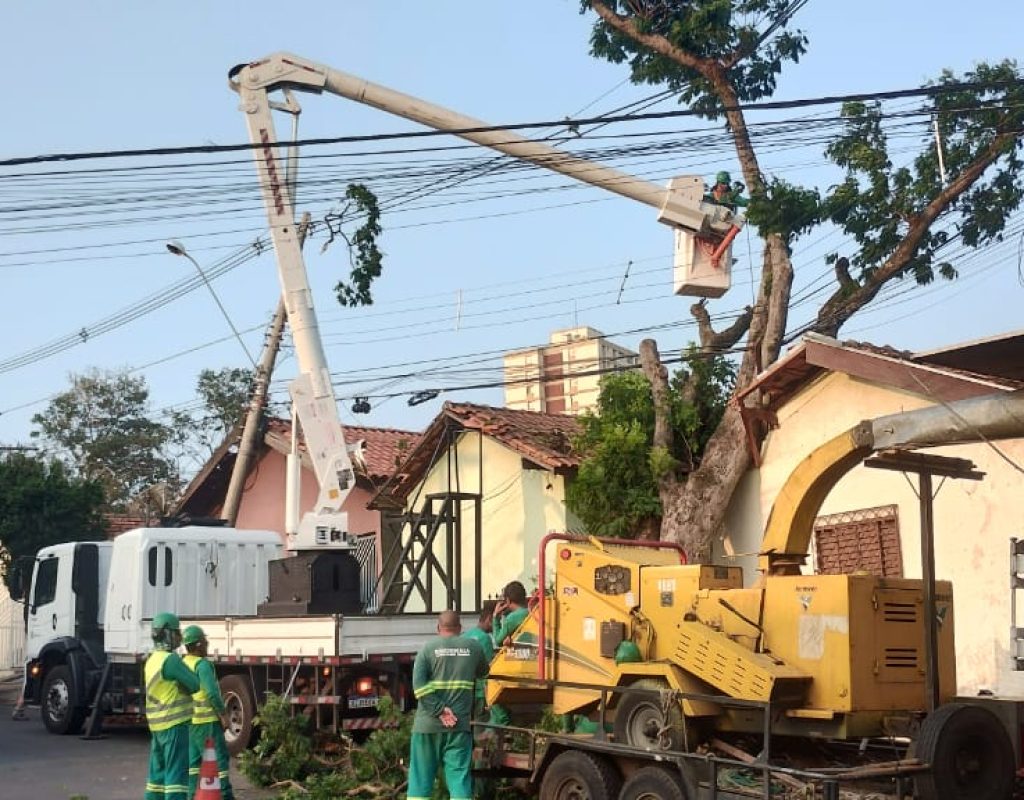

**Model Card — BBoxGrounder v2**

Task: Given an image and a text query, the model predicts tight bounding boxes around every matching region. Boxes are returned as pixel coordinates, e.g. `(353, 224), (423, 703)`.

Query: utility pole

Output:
(222, 213), (311, 525)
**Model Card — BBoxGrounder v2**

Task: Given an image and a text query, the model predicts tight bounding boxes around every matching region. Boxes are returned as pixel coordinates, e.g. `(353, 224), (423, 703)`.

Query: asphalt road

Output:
(0, 679), (273, 800)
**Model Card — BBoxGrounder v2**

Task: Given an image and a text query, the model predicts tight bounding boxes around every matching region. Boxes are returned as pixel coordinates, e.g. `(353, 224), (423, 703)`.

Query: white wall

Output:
(724, 372), (1024, 694)
(402, 431), (580, 612)
(0, 583), (25, 670)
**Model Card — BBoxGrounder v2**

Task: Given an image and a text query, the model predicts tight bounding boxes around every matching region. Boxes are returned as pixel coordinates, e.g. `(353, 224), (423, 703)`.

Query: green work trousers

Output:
(146, 723), (190, 800)
(188, 721), (234, 800)
(407, 730), (473, 800)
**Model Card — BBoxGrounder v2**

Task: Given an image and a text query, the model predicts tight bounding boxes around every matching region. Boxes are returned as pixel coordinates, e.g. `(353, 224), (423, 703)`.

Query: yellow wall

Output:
(725, 371), (1024, 694)
(402, 431), (582, 613)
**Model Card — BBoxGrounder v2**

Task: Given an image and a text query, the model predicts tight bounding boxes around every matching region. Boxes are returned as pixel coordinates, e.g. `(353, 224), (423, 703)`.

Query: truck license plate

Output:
(348, 695), (379, 709)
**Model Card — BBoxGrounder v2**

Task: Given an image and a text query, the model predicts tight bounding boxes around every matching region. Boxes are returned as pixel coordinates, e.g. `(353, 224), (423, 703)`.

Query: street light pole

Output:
(166, 241), (257, 367)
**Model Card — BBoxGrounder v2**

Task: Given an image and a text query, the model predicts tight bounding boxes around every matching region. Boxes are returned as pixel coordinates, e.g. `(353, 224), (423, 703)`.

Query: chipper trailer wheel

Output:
(613, 679), (690, 752)
(913, 702), (1014, 800)
(539, 750), (622, 800)
(618, 765), (689, 800)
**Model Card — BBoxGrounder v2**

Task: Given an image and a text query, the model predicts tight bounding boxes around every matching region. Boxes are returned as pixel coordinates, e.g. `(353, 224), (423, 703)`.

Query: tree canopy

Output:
(0, 453), (106, 595)
(567, 353), (734, 539)
(579, 1), (1024, 559)
(31, 369), (177, 512)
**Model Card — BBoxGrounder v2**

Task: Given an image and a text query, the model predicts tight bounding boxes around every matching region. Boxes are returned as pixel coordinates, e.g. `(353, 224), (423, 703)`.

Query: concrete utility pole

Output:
(222, 213), (311, 525)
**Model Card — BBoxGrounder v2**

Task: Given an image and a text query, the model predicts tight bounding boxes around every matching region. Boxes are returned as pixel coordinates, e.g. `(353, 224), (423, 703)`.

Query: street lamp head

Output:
(166, 240), (187, 257)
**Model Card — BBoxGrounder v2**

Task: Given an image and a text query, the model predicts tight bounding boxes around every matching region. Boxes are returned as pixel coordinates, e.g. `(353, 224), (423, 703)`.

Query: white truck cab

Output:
(23, 527), (282, 735)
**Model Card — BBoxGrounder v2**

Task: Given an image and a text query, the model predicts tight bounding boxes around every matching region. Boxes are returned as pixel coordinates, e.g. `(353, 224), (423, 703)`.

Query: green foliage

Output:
(0, 453), (106, 594)
(582, 1), (808, 119)
(347, 697), (414, 787)
(247, 695), (416, 799)
(745, 177), (821, 242)
(567, 353), (734, 538)
(330, 183), (385, 308)
(31, 369), (177, 511)
(240, 694), (316, 787)
(166, 366), (256, 462)
(822, 61), (1024, 286)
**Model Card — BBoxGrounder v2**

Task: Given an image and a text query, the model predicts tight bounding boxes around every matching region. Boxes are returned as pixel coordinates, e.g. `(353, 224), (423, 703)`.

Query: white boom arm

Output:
(230, 53), (742, 240)
(231, 62), (358, 550)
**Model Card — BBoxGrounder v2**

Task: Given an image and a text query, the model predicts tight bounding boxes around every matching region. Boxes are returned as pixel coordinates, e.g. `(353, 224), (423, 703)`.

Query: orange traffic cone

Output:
(193, 737), (222, 800)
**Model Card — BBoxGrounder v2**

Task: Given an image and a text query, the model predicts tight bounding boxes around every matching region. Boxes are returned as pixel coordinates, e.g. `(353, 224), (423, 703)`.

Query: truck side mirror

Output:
(8, 556), (33, 602)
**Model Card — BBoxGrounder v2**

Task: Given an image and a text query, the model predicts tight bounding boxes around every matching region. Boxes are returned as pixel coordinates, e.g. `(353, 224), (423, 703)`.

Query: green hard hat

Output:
(152, 611), (180, 633)
(715, 170), (732, 185)
(181, 625), (206, 646)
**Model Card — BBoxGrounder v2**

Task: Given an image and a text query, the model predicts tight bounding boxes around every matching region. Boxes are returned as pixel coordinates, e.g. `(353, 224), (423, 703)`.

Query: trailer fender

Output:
(613, 663), (720, 717)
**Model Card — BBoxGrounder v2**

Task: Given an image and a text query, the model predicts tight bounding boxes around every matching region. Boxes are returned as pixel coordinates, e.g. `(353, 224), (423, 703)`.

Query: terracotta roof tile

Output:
(375, 402), (581, 506)
(265, 417), (420, 481)
(442, 402), (580, 469)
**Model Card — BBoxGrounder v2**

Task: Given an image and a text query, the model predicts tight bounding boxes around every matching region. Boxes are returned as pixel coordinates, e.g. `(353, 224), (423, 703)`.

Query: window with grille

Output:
(814, 504), (903, 577)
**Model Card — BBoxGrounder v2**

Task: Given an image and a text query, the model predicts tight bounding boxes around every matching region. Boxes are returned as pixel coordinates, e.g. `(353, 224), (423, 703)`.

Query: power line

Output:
(1, 79), (1015, 168)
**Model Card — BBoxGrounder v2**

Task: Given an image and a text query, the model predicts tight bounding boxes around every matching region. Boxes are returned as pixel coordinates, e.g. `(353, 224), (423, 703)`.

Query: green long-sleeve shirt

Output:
(492, 606), (528, 648)
(194, 658), (225, 715)
(463, 626), (494, 707)
(412, 634), (487, 733)
(161, 651), (200, 695)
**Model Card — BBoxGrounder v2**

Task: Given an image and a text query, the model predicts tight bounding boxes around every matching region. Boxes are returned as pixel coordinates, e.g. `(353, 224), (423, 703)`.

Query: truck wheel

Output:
(41, 665), (86, 735)
(220, 674), (256, 756)
(613, 679), (686, 751)
(540, 750), (621, 800)
(914, 702), (1014, 800)
(618, 766), (689, 800)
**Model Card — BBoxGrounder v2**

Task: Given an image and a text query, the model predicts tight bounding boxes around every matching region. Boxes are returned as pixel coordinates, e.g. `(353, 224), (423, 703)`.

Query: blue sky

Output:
(1, 1), (1021, 453)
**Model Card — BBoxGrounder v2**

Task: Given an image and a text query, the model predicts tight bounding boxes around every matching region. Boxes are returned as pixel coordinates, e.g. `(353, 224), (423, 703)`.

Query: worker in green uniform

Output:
(407, 610), (488, 800)
(488, 581), (530, 727)
(463, 600), (496, 720)
(704, 170), (749, 210)
(145, 612), (200, 800)
(182, 625), (234, 800)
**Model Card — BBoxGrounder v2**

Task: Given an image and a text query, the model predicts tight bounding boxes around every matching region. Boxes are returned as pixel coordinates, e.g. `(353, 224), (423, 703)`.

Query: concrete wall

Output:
(0, 585), (25, 671)
(401, 431), (581, 613)
(724, 371), (1024, 694)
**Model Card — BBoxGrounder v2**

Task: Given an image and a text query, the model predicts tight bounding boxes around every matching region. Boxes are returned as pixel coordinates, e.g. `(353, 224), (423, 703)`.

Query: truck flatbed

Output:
(181, 613), (443, 659)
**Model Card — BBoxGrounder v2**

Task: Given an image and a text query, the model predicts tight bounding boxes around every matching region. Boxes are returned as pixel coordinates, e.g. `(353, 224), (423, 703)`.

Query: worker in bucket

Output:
(182, 625), (234, 800)
(145, 612), (200, 800)
(705, 170), (748, 210)
(407, 609), (488, 800)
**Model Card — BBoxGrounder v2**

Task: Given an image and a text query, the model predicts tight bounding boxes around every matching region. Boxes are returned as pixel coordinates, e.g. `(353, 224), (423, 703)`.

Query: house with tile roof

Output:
(724, 331), (1024, 696)
(371, 402), (584, 615)
(175, 417), (420, 542)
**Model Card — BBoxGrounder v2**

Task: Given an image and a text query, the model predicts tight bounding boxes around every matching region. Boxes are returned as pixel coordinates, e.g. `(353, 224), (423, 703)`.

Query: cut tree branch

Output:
(814, 131), (1019, 337)
(639, 339), (673, 455)
(691, 300), (753, 352)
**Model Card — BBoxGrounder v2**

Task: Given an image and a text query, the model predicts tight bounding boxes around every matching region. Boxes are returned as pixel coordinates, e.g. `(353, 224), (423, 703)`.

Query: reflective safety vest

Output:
(144, 650), (193, 732)
(182, 653), (218, 725)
